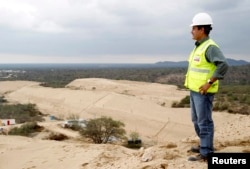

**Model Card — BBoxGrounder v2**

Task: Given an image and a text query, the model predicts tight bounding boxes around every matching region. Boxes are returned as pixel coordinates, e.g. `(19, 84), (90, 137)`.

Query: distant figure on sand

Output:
(184, 12), (229, 161)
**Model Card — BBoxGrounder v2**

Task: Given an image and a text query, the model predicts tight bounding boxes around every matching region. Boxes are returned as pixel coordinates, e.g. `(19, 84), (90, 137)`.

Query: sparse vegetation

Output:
(79, 116), (126, 144)
(8, 122), (43, 136)
(213, 85), (250, 114)
(171, 85), (250, 115)
(0, 103), (45, 123)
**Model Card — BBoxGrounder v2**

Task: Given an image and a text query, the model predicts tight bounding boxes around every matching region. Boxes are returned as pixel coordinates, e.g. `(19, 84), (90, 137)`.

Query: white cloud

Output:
(0, 1), (36, 29)
(0, 0), (67, 33)
(0, 0), (191, 33)
(0, 0), (249, 63)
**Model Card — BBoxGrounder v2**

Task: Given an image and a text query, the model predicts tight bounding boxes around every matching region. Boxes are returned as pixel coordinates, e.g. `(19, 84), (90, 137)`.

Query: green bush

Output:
(80, 116), (126, 144)
(8, 122), (43, 136)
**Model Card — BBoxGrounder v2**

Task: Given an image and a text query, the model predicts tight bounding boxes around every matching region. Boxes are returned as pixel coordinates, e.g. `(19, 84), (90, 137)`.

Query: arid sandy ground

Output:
(0, 79), (249, 169)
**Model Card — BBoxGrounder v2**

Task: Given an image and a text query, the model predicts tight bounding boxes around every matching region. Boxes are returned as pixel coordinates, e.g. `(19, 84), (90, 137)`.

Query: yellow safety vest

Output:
(184, 39), (219, 93)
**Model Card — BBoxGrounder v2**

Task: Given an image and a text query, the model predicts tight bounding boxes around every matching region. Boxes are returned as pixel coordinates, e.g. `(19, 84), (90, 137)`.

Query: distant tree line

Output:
(0, 64), (249, 88)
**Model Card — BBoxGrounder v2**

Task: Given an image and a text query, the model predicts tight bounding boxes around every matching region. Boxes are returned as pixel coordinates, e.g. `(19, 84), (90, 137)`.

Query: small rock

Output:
(141, 148), (154, 162)
(138, 147), (145, 157)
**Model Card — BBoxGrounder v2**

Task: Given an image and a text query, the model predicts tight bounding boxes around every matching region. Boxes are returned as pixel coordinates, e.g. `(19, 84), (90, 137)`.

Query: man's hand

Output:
(199, 83), (211, 95)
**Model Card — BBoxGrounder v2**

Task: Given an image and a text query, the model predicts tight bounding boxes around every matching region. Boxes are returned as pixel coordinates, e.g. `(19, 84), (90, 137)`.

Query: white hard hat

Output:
(190, 13), (213, 26)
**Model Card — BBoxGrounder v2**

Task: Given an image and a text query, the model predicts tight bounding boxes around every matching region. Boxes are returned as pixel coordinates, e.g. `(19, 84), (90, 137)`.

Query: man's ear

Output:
(201, 27), (205, 33)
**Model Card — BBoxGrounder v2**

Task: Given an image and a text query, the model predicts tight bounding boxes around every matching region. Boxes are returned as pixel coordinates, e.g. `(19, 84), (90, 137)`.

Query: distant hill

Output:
(226, 58), (249, 66)
(155, 61), (188, 67)
(155, 58), (249, 67)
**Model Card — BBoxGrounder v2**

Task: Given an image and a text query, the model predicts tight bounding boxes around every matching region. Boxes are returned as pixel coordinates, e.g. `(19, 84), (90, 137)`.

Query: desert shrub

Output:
(129, 131), (140, 141)
(171, 95), (190, 108)
(213, 102), (230, 111)
(8, 122), (43, 136)
(46, 132), (69, 141)
(79, 116), (126, 144)
(236, 106), (249, 115)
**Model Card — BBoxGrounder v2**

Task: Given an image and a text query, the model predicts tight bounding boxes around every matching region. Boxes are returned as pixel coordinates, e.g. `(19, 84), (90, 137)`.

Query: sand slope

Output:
(0, 79), (249, 169)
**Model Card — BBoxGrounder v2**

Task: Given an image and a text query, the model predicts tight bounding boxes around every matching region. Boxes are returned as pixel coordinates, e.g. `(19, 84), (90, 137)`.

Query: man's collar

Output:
(195, 37), (210, 46)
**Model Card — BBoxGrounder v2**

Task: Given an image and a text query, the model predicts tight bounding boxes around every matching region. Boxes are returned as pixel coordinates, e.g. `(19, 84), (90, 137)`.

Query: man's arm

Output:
(206, 45), (229, 79)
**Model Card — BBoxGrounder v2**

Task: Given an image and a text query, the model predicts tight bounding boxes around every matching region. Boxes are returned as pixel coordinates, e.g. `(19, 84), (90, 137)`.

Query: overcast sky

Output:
(0, 0), (249, 63)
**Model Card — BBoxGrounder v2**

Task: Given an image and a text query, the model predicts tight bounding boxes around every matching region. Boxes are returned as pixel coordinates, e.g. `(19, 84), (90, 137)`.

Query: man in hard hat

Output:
(184, 12), (229, 161)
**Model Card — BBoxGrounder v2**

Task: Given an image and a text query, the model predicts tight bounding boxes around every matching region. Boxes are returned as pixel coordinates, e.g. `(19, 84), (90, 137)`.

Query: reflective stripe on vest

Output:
(190, 67), (210, 73)
(184, 39), (219, 93)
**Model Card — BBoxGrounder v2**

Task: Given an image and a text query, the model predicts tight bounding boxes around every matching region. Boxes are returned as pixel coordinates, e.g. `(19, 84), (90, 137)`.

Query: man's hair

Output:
(197, 25), (213, 35)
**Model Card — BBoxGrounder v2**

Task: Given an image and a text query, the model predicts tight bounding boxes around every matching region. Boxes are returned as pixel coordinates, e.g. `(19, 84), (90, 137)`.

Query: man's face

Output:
(191, 26), (203, 41)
